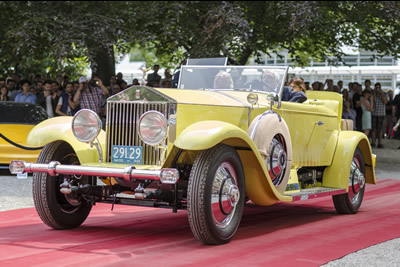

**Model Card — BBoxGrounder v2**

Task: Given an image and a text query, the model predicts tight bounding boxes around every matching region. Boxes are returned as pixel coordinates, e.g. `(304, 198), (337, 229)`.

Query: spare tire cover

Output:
(247, 112), (292, 194)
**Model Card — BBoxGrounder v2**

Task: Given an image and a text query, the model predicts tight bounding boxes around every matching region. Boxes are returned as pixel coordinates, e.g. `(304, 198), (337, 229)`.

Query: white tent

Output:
(115, 56), (145, 83)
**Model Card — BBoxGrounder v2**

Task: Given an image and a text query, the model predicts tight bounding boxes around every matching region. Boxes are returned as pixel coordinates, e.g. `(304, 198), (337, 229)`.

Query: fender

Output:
(26, 117), (106, 164)
(323, 131), (376, 189)
(174, 120), (292, 205)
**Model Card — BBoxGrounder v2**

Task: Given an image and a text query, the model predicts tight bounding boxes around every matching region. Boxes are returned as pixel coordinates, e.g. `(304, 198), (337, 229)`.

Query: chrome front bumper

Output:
(9, 160), (179, 184)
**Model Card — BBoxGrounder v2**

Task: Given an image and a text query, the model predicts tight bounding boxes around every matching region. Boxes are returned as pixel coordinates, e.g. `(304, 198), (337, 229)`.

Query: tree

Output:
(1, 1), (400, 81)
(0, 1), (148, 81)
(144, 1), (400, 66)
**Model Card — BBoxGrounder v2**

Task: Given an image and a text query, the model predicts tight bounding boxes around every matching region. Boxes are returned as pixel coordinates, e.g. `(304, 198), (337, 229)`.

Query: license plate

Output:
(111, 145), (143, 165)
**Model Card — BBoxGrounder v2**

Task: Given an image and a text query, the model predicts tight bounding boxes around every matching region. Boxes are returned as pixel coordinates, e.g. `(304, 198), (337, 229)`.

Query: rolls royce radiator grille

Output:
(106, 101), (170, 165)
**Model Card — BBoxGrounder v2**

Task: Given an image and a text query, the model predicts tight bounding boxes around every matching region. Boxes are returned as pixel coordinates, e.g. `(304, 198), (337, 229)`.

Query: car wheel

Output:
(332, 147), (365, 214)
(187, 144), (245, 245)
(32, 141), (92, 229)
(267, 134), (289, 192)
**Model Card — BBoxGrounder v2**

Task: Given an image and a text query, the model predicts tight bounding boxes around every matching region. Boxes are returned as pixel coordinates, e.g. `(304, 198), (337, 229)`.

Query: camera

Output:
(90, 79), (100, 87)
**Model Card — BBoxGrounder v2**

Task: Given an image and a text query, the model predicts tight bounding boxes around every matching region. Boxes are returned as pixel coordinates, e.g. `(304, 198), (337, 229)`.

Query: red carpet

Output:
(0, 178), (399, 266)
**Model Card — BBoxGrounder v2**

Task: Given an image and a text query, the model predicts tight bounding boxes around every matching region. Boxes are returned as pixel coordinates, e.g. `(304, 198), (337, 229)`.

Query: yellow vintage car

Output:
(10, 66), (375, 245)
(0, 102), (47, 169)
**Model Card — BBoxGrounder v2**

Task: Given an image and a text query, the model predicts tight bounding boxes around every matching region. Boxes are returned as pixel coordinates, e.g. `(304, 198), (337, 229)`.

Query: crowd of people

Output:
(1, 68), (400, 148)
(0, 65), (174, 127)
(309, 79), (400, 149)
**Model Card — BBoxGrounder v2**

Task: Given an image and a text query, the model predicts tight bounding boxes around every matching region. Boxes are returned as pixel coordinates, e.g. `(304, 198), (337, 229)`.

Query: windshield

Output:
(178, 66), (288, 96)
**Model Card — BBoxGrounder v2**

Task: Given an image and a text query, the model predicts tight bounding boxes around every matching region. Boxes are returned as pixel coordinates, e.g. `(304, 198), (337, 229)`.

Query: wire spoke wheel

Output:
(267, 134), (287, 187)
(188, 144), (245, 245)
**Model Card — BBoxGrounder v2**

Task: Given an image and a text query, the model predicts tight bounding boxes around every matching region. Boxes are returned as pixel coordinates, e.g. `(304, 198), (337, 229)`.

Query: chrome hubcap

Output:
(349, 158), (365, 204)
(267, 136), (287, 186)
(228, 184), (240, 208)
(211, 162), (239, 229)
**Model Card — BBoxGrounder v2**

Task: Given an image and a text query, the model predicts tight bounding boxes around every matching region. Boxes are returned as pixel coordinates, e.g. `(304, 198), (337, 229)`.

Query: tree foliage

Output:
(146, 1), (400, 66)
(1, 1), (400, 79)
(0, 1), (146, 79)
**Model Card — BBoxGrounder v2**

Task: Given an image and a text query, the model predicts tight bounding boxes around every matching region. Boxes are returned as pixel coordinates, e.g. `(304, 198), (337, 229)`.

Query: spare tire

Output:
(248, 112), (292, 194)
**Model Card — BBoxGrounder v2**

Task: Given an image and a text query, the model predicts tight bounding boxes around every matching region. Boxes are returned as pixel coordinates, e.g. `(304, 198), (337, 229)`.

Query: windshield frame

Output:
(177, 65), (289, 106)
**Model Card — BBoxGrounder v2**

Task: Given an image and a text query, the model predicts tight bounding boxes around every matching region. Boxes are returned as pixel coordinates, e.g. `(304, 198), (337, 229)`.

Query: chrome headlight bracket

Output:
(90, 137), (103, 163)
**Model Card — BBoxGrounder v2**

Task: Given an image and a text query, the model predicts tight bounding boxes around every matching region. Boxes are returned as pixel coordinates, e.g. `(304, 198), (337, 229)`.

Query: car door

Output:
(279, 101), (338, 167)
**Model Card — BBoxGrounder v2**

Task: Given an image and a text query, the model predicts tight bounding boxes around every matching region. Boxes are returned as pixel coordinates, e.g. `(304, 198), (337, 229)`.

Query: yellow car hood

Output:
(109, 86), (255, 107)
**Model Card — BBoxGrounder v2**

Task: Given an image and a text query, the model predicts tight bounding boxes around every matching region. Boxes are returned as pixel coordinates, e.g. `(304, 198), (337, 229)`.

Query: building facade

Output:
(259, 50), (400, 91)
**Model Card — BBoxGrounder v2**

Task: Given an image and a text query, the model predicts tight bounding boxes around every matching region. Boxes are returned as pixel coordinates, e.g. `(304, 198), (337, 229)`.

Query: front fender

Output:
(174, 120), (252, 151)
(174, 120), (292, 205)
(27, 117), (106, 164)
(323, 131), (376, 189)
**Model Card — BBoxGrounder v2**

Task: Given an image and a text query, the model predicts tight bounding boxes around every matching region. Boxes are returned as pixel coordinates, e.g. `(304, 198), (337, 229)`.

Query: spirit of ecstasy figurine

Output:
(139, 67), (152, 86)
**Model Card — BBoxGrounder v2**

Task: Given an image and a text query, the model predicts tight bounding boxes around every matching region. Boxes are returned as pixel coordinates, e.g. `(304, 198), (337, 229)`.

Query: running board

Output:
(285, 187), (347, 202)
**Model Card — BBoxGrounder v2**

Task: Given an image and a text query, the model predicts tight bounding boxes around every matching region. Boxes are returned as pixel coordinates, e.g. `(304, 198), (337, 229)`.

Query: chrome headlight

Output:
(72, 109), (102, 143)
(138, 111), (168, 146)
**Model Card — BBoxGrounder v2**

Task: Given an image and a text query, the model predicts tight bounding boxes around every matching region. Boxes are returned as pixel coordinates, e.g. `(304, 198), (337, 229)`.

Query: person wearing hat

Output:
(14, 79), (37, 104)
(73, 75), (109, 115)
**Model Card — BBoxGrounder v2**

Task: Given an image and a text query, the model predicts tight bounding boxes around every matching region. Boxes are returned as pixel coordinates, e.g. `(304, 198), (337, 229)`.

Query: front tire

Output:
(187, 144), (245, 245)
(33, 141), (92, 229)
(333, 148), (365, 214)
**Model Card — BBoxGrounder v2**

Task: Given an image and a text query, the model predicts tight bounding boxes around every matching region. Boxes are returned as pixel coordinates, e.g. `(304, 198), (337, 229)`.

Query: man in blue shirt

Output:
(14, 79), (36, 104)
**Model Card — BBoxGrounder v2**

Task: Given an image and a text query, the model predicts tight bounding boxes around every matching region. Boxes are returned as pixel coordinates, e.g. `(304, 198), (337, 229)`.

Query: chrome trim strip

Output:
(118, 102), (122, 146)
(158, 102), (250, 108)
(123, 102), (127, 146)
(105, 102), (110, 162)
(250, 111), (273, 140)
(278, 67), (289, 109)
(107, 101), (172, 104)
(248, 108), (251, 128)
(288, 188), (347, 202)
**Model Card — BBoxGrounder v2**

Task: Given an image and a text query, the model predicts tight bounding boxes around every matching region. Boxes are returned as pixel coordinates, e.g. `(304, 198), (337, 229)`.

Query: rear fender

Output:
(26, 117), (106, 164)
(323, 131), (376, 189)
(174, 120), (292, 205)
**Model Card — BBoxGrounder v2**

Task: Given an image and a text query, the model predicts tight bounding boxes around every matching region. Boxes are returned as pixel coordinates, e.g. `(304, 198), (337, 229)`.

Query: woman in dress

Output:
(361, 89), (373, 137)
